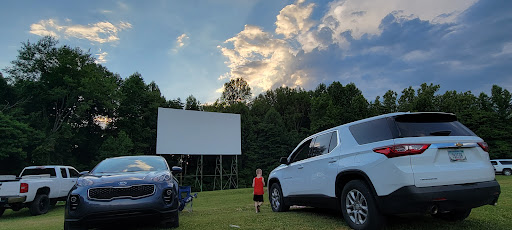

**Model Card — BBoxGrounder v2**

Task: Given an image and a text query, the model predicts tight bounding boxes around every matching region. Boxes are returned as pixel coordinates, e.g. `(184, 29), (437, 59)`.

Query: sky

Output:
(1, 0), (511, 103)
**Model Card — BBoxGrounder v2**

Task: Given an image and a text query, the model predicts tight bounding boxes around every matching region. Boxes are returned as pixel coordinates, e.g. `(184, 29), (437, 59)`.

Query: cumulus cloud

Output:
(29, 19), (132, 43)
(218, 0), (511, 99)
(275, 0), (315, 38)
(219, 25), (309, 94)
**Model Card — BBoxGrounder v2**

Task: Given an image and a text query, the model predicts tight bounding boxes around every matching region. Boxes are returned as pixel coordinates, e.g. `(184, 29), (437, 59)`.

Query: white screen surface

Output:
(156, 108), (241, 155)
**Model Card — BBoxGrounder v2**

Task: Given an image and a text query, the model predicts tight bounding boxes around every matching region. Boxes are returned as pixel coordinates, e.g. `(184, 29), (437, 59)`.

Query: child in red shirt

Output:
(252, 168), (265, 213)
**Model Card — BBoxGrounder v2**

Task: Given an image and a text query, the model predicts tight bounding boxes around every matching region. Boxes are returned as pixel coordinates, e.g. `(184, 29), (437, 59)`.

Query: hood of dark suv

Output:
(83, 171), (166, 187)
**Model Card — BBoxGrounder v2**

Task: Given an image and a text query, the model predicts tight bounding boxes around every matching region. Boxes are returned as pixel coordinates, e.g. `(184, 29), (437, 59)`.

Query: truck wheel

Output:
(29, 194), (50, 216)
(433, 208), (471, 221)
(270, 183), (289, 212)
(0, 207), (5, 217)
(503, 169), (512, 176)
(341, 180), (385, 230)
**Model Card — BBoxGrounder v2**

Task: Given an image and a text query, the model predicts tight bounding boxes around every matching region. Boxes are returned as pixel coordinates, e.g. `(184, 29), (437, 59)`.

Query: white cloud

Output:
(177, 33), (189, 47)
(219, 25), (306, 94)
(95, 49), (108, 64)
(322, 0), (477, 42)
(29, 19), (132, 43)
(171, 33), (189, 53)
(275, 0), (315, 38)
(218, 0), (484, 98)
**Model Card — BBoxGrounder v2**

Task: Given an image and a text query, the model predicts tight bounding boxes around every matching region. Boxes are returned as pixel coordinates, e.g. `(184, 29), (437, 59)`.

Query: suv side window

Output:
(328, 131), (338, 153)
(349, 118), (393, 145)
(491, 161), (497, 165)
(60, 168), (68, 178)
(69, 168), (80, 178)
(501, 161), (512, 165)
(291, 139), (312, 163)
(310, 132), (333, 157)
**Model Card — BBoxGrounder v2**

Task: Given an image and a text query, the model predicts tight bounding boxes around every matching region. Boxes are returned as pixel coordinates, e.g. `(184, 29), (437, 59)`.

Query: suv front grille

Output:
(88, 184), (155, 200)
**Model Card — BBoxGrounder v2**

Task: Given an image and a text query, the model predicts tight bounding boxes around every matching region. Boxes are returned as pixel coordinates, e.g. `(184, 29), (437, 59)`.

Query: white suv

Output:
(268, 112), (500, 230)
(490, 159), (512, 176)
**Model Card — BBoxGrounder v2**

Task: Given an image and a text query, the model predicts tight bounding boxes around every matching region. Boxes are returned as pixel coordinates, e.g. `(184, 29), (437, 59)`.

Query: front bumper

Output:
(65, 185), (179, 228)
(376, 180), (500, 215)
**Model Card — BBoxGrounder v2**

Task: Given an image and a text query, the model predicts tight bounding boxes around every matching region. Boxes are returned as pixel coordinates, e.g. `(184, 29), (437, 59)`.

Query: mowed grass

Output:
(1, 176), (511, 230)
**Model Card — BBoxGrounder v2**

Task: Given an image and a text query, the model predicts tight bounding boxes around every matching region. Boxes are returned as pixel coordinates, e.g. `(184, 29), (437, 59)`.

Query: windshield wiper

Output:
(430, 130), (452, 136)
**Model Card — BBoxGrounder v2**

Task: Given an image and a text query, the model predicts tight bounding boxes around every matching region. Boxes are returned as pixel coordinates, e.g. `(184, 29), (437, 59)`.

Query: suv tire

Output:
(159, 212), (179, 228)
(341, 180), (385, 230)
(29, 194), (50, 216)
(270, 183), (289, 212)
(503, 169), (512, 176)
(64, 221), (87, 230)
(432, 208), (471, 221)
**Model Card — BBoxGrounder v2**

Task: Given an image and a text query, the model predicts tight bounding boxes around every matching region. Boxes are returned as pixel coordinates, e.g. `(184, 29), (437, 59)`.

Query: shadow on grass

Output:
(287, 207), (499, 230)
(1, 205), (65, 220)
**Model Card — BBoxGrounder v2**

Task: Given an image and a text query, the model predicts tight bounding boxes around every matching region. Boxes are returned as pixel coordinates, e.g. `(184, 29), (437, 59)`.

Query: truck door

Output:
(59, 168), (76, 197)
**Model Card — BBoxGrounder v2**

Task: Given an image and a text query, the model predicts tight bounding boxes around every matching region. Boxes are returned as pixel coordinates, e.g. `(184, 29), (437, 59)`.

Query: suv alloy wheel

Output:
(341, 180), (384, 230)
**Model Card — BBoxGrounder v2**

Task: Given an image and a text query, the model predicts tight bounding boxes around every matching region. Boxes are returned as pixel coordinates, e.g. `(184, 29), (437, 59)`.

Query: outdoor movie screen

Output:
(156, 108), (241, 155)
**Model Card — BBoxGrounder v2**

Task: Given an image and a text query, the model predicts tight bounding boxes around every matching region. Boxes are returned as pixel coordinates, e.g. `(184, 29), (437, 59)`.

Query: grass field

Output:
(1, 176), (510, 230)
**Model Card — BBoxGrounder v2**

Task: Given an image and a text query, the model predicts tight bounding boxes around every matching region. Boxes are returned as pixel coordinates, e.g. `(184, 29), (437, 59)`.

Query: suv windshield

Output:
(91, 156), (168, 174)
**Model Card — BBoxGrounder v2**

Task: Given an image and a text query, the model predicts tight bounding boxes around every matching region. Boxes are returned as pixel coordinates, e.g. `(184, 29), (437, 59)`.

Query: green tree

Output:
(98, 131), (135, 160)
(185, 95), (201, 110)
(221, 77), (252, 105)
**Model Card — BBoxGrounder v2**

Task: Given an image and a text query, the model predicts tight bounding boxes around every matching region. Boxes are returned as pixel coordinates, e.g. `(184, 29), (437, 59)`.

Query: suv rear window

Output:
(349, 113), (477, 145)
(393, 113), (476, 137)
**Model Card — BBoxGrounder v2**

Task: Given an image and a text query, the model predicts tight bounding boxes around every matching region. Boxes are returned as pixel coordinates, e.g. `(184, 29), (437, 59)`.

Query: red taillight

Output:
(20, 183), (29, 193)
(373, 144), (431, 158)
(478, 142), (489, 152)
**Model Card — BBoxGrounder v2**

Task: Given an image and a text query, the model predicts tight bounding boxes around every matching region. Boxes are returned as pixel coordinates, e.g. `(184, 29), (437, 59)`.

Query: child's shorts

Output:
(253, 194), (264, 202)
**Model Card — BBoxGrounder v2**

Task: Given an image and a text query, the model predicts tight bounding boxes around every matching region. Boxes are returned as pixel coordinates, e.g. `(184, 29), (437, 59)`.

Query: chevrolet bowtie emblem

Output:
(455, 143), (463, 147)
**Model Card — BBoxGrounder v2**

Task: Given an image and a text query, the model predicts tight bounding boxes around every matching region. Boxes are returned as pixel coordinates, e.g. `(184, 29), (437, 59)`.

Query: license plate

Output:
(448, 150), (467, 162)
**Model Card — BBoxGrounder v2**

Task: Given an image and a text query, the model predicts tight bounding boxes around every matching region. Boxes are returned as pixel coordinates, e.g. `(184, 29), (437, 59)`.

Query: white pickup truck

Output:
(0, 166), (80, 217)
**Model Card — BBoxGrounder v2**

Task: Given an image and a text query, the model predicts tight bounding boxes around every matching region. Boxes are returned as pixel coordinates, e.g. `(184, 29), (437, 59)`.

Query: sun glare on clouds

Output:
(218, 0), (479, 98)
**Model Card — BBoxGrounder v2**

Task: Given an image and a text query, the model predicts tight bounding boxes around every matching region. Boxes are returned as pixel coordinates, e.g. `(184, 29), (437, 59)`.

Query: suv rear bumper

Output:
(375, 180), (500, 215)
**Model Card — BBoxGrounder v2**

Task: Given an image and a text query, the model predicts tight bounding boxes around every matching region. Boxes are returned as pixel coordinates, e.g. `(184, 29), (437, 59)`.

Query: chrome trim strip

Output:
(431, 142), (478, 149)
(87, 184), (156, 201)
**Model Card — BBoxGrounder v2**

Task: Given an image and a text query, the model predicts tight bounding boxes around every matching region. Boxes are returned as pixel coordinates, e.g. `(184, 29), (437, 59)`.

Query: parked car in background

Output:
(64, 155), (181, 230)
(268, 112), (500, 230)
(490, 159), (512, 176)
(0, 166), (80, 217)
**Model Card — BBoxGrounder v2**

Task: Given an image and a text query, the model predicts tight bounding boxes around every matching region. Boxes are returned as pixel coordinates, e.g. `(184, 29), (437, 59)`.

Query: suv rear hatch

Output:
(391, 113), (495, 187)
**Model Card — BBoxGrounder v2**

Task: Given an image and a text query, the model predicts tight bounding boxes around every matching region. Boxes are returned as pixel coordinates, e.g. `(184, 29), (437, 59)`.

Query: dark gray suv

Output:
(64, 155), (181, 230)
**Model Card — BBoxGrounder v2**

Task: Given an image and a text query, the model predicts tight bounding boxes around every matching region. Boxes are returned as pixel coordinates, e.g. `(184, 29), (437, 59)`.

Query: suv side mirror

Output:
(280, 157), (289, 165)
(171, 166), (182, 174)
(79, 171), (89, 176)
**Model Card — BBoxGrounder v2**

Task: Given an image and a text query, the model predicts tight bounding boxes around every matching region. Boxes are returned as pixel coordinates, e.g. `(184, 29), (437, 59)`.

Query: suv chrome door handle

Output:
(298, 166), (304, 169)
(329, 160), (337, 163)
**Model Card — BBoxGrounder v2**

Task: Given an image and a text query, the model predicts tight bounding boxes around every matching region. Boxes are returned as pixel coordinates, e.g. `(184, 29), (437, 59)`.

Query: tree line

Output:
(1, 37), (511, 189)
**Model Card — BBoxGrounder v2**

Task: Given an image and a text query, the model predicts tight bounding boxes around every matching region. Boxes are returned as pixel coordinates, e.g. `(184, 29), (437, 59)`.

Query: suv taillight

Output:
(20, 183), (29, 193)
(478, 142), (489, 152)
(373, 144), (431, 158)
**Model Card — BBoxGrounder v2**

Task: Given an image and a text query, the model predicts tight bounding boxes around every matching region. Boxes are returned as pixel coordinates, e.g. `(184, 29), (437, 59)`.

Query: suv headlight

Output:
(76, 177), (94, 187)
(152, 172), (171, 182)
